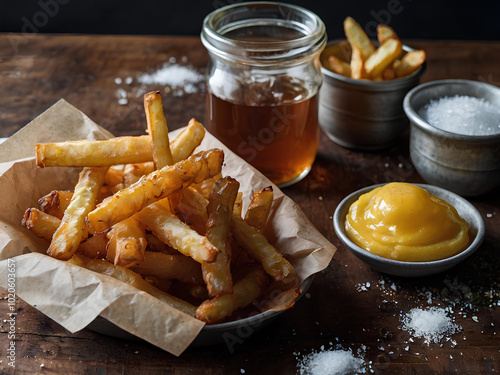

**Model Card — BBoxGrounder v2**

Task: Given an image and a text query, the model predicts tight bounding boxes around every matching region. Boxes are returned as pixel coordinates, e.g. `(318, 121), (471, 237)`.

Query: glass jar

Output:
(201, 2), (327, 187)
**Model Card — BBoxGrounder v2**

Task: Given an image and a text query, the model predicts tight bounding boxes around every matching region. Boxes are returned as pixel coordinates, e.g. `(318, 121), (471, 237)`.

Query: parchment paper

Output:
(0, 99), (336, 356)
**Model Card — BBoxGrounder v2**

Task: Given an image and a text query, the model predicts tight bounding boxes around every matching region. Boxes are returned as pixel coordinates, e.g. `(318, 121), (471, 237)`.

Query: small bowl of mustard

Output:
(333, 182), (485, 277)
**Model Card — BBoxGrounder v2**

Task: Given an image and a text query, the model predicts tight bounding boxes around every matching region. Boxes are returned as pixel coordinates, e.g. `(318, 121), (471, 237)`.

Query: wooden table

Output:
(0, 35), (499, 374)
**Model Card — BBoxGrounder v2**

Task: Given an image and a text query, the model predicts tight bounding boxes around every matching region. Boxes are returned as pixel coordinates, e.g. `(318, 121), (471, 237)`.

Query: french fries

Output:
(326, 17), (425, 81)
(23, 91), (300, 325)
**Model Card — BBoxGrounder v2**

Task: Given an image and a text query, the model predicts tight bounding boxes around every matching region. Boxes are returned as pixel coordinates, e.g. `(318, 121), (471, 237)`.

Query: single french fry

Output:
(170, 118), (206, 163)
(71, 256), (196, 316)
(395, 50), (426, 77)
(381, 67), (396, 80)
(170, 187), (209, 235)
(202, 177), (240, 297)
(244, 186), (273, 232)
(365, 38), (403, 78)
(327, 55), (352, 77)
(144, 91), (173, 169)
(104, 167), (124, 189)
(350, 47), (365, 79)
(231, 212), (296, 282)
(132, 251), (204, 284)
(344, 16), (375, 60)
(22, 208), (62, 242)
(191, 172), (223, 199)
(36, 135), (153, 168)
(106, 213), (147, 268)
(77, 232), (108, 258)
(48, 166), (108, 260)
(38, 190), (73, 219)
(87, 149), (224, 232)
(195, 266), (268, 324)
(377, 24), (398, 44)
(138, 198), (217, 263)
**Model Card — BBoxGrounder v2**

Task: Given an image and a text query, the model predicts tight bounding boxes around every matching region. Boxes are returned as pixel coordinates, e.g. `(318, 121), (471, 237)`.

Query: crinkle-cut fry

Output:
(122, 162), (155, 188)
(395, 50), (426, 77)
(377, 24), (398, 44)
(48, 166), (108, 260)
(22, 208), (63, 242)
(344, 16), (375, 60)
(35, 135), (153, 168)
(107, 213), (147, 268)
(170, 118), (206, 163)
(365, 38), (403, 78)
(132, 251), (204, 284)
(38, 190), (73, 219)
(196, 266), (267, 324)
(170, 186), (209, 235)
(202, 177), (240, 297)
(327, 55), (351, 77)
(244, 186), (273, 232)
(71, 255), (196, 317)
(231, 213), (296, 282)
(87, 149), (224, 232)
(350, 47), (365, 80)
(144, 91), (173, 169)
(138, 198), (217, 263)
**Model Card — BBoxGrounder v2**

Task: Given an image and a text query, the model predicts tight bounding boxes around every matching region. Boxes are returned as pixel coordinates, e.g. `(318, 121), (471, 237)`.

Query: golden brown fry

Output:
(344, 16), (375, 60)
(170, 118), (206, 163)
(106, 214), (147, 268)
(48, 166), (108, 260)
(381, 67), (396, 81)
(144, 91), (173, 169)
(87, 149), (224, 232)
(196, 266), (268, 324)
(191, 172), (223, 199)
(132, 251), (204, 284)
(104, 167), (124, 189)
(72, 255), (196, 316)
(233, 192), (243, 218)
(138, 198), (217, 263)
(245, 186), (273, 232)
(122, 162), (155, 188)
(327, 55), (352, 77)
(202, 177), (240, 297)
(38, 190), (73, 219)
(350, 47), (365, 79)
(365, 38), (403, 78)
(36, 135), (153, 168)
(231, 213), (296, 282)
(170, 187), (209, 235)
(377, 24), (398, 44)
(77, 232), (108, 258)
(395, 50), (426, 77)
(22, 208), (61, 242)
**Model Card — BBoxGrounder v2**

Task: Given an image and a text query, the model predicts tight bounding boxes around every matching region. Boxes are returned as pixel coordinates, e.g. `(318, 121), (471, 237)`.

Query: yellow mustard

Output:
(345, 183), (469, 261)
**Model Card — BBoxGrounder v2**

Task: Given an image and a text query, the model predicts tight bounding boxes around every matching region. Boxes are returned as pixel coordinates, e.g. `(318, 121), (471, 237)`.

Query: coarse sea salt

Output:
(402, 307), (461, 344)
(418, 95), (500, 136)
(297, 349), (366, 375)
(137, 63), (204, 88)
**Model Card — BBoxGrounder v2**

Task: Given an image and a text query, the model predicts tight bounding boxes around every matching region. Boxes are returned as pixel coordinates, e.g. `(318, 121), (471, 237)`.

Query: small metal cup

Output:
(319, 40), (425, 150)
(404, 79), (500, 196)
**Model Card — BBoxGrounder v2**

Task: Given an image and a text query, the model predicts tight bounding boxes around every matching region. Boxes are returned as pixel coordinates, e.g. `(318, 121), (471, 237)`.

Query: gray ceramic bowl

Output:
(333, 183), (485, 277)
(319, 40), (425, 150)
(404, 79), (500, 196)
(86, 276), (313, 346)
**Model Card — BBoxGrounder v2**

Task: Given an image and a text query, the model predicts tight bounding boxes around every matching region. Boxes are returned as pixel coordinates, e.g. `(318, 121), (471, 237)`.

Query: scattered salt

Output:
(402, 307), (461, 344)
(114, 77), (122, 85)
(418, 95), (500, 136)
(137, 64), (204, 88)
(298, 349), (366, 375)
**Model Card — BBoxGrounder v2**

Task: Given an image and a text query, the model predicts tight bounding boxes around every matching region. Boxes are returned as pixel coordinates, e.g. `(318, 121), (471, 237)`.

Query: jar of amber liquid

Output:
(201, 2), (326, 187)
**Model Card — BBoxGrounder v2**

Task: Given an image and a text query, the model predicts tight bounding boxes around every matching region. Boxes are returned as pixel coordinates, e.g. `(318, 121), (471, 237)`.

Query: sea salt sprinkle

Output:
(418, 95), (500, 136)
(297, 348), (367, 375)
(402, 307), (461, 345)
(137, 63), (204, 88)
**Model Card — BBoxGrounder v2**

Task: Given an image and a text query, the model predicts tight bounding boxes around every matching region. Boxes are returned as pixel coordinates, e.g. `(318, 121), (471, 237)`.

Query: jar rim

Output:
(201, 1), (327, 64)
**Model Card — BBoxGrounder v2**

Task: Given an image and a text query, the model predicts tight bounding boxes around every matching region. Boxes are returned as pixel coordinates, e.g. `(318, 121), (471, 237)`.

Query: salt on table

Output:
(418, 95), (500, 136)
(402, 306), (461, 344)
(297, 349), (366, 375)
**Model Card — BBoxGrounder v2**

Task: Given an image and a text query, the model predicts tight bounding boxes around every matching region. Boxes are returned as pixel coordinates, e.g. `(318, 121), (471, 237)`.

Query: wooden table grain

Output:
(0, 34), (499, 375)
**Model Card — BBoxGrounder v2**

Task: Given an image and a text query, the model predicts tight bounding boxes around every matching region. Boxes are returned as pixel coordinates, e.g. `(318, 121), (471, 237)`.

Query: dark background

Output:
(1, 0), (499, 41)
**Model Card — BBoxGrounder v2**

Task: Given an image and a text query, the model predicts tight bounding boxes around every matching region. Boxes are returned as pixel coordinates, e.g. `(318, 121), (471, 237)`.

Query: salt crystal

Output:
(137, 64), (203, 88)
(402, 307), (461, 344)
(297, 349), (366, 375)
(472, 316), (479, 323)
(114, 77), (122, 84)
(419, 95), (500, 136)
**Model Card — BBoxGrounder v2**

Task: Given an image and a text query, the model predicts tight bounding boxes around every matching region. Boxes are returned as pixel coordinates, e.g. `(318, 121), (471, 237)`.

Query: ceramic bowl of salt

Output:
(404, 79), (500, 196)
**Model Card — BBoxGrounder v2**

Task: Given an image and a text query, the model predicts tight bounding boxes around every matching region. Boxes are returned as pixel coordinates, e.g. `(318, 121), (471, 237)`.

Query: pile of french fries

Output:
(326, 17), (426, 81)
(22, 91), (298, 324)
